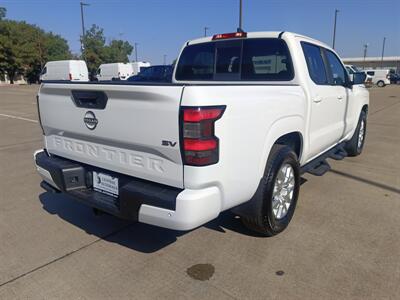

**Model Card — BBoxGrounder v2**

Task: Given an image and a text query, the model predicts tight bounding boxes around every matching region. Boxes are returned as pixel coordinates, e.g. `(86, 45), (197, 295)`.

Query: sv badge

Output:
(162, 140), (177, 147)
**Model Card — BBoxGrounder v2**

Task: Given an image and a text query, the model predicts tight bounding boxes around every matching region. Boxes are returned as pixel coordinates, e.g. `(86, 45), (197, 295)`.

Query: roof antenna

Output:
(237, 0), (243, 33)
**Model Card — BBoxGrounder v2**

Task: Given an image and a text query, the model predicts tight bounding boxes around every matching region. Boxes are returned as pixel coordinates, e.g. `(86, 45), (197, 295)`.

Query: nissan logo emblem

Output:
(84, 111), (98, 130)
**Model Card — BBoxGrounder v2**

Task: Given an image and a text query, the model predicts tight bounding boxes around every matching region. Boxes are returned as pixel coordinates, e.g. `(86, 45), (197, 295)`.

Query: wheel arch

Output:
(258, 115), (305, 180)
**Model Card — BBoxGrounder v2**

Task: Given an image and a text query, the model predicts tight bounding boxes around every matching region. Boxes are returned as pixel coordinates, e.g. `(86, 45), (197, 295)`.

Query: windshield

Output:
(175, 38), (294, 81)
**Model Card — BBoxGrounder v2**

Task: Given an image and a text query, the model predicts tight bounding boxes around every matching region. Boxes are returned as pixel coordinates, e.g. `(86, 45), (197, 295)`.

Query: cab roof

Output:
(187, 31), (331, 50)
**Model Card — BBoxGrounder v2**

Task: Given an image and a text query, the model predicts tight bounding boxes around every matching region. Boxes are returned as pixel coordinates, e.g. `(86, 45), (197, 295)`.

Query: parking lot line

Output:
(0, 113), (38, 123)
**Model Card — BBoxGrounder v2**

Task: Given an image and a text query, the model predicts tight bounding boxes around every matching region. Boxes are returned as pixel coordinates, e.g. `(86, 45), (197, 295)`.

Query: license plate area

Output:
(93, 171), (119, 197)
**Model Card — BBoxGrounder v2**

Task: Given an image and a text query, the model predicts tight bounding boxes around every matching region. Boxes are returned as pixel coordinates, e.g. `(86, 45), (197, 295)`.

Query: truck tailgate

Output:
(38, 83), (184, 188)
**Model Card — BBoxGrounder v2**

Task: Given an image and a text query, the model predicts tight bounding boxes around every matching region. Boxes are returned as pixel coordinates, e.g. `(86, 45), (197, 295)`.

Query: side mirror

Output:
(352, 72), (366, 85)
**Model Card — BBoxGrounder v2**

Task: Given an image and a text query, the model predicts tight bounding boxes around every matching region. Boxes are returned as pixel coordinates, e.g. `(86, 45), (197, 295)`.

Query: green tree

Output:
(82, 24), (106, 76)
(0, 7), (6, 20)
(82, 24), (133, 77)
(0, 20), (40, 83)
(104, 40), (133, 63)
(0, 20), (71, 83)
(26, 32), (71, 83)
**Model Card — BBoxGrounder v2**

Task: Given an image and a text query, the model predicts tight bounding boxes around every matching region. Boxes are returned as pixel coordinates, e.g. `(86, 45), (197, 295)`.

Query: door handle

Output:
(337, 95), (343, 100)
(313, 96), (323, 103)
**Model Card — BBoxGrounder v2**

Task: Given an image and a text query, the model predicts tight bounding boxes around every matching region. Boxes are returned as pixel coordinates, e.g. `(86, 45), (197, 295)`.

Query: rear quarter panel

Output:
(181, 85), (306, 210)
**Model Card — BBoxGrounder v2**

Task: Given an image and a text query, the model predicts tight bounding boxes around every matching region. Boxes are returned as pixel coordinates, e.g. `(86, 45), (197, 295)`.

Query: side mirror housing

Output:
(352, 72), (367, 85)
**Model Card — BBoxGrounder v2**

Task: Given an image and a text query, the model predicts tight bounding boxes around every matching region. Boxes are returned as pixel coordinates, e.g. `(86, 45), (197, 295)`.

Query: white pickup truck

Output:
(34, 31), (369, 236)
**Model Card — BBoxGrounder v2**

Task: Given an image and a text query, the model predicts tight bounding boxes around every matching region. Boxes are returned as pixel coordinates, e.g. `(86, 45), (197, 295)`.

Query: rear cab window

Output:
(175, 38), (294, 81)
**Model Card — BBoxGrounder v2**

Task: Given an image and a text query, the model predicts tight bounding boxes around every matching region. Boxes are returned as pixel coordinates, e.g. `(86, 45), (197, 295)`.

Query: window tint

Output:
(301, 42), (328, 85)
(241, 39), (293, 80)
(175, 38), (294, 81)
(367, 71), (375, 76)
(216, 45), (240, 74)
(325, 50), (346, 85)
(175, 43), (215, 80)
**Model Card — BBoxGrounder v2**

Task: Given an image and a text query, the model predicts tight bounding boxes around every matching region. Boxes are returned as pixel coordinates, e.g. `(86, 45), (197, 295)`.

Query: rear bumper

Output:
(34, 150), (221, 231)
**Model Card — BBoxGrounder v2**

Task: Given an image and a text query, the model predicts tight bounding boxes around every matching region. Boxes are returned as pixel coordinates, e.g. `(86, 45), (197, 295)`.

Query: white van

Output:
(40, 60), (89, 82)
(131, 62), (151, 76)
(364, 69), (391, 87)
(96, 63), (134, 81)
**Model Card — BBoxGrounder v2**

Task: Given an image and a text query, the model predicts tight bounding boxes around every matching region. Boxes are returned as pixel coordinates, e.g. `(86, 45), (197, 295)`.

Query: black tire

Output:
(377, 80), (385, 87)
(241, 145), (300, 236)
(345, 110), (367, 157)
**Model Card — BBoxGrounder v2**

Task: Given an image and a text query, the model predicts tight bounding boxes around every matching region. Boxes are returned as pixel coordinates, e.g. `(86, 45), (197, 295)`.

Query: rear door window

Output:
(301, 42), (328, 85)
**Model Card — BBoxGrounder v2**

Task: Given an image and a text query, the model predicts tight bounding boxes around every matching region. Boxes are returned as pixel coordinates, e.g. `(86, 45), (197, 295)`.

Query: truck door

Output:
(301, 42), (346, 159)
(323, 49), (348, 141)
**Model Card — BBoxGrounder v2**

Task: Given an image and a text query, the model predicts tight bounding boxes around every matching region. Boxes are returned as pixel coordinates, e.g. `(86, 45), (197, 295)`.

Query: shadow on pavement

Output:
(39, 191), (264, 253)
(330, 169), (400, 194)
(39, 192), (185, 253)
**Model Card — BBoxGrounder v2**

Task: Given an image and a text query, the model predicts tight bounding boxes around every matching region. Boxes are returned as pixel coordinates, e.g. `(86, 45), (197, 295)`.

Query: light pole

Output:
(204, 27), (209, 37)
(134, 42), (139, 62)
(332, 9), (339, 49)
(80, 2), (90, 57)
(363, 43), (369, 69)
(163, 55), (167, 65)
(381, 37), (386, 68)
(237, 0), (243, 32)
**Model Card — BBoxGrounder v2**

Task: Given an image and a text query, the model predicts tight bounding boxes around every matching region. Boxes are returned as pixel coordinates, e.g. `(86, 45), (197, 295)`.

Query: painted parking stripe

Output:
(0, 113), (38, 123)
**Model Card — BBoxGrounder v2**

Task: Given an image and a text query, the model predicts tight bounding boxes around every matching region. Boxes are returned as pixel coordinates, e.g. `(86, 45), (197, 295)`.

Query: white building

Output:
(342, 56), (400, 72)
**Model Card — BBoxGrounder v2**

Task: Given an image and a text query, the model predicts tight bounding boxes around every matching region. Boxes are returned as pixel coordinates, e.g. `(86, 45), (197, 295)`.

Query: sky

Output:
(1, 0), (399, 65)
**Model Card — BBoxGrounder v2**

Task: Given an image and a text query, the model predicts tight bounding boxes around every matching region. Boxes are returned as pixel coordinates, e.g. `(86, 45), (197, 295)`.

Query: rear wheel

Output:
(241, 145), (300, 236)
(345, 110), (367, 156)
(377, 80), (385, 87)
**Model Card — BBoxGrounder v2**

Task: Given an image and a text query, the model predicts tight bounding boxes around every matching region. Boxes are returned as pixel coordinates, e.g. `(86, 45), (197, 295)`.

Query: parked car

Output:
(96, 63), (134, 81)
(127, 65), (173, 82)
(364, 69), (391, 87)
(389, 73), (400, 84)
(34, 31), (368, 236)
(40, 60), (89, 82)
(131, 61), (151, 76)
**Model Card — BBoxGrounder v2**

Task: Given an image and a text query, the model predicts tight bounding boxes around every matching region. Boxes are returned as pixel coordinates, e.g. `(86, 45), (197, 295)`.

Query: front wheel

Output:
(241, 145), (300, 236)
(345, 110), (367, 156)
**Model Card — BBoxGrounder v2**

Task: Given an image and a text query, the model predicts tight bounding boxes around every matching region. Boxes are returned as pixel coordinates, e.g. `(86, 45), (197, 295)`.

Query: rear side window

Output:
(301, 42), (328, 85)
(325, 50), (347, 85)
(175, 38), (294, 81)
(367, 71), (375, 76)
(41, 67), (47, 75)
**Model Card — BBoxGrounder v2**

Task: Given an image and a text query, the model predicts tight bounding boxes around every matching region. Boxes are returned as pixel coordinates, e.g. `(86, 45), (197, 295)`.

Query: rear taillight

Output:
(181, 106), (225, 166)
(69, 73), (72, 80)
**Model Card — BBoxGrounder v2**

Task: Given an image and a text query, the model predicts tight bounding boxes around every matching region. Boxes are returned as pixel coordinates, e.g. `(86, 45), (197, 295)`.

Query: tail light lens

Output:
(212, 32), (247, 40)
(181, 106), (225, 166)
(69, 73), (72, 80)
